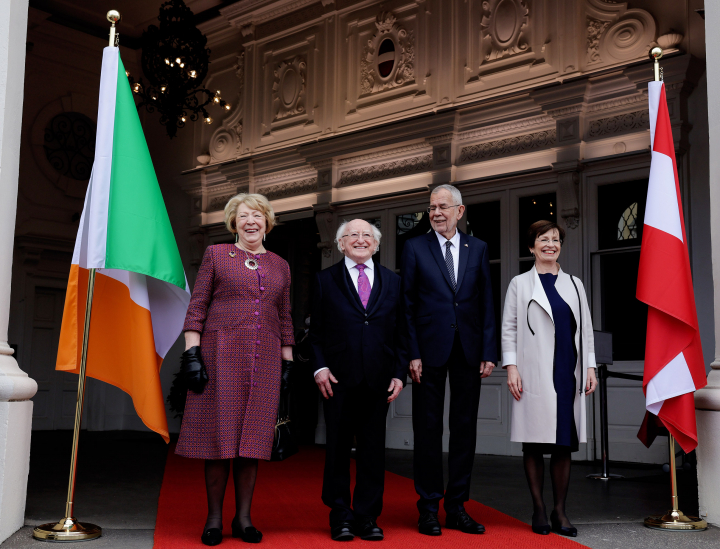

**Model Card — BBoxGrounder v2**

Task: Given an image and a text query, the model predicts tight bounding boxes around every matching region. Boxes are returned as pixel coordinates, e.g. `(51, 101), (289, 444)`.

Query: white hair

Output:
(334, 219), (382, 254)
(431, 184), (463, 206)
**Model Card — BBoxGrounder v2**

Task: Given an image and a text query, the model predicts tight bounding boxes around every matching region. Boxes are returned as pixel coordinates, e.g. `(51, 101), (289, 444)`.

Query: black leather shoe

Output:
(331, 521), (355, 541)
(231, 520), (263, 543)
(446, 509), (485, 534)
(550, 510), (577, 537)
(354, 518), (384, 541)
(418, 512), (442, 536)
(201, 527), (223, 546)
(532, 524), (551, 535)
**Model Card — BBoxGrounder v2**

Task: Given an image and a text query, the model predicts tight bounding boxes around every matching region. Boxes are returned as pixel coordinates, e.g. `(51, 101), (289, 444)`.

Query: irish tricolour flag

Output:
(56, 47), (190, 442)
(636, 81), (707, 453)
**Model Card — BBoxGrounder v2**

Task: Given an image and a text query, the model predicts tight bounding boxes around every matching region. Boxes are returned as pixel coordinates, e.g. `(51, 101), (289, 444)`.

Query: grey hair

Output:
(334, 219), (382, 254)
(431, 184), (463, 206)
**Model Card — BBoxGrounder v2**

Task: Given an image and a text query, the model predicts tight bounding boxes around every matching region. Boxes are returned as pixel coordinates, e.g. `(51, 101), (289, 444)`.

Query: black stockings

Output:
(522, 448), (573, 529)
(204, 458), (259, 531)
(549, 449), (573, 528)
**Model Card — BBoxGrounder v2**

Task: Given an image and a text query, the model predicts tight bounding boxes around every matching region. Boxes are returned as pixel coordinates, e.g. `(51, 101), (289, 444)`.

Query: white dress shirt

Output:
(313, 257), (375, 377)
(435, 230), (460, 281)
(344, 256), (375, 290)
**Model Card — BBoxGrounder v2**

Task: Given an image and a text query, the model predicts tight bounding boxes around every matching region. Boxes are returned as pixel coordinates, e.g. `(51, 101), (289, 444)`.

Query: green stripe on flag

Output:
(105, 55), (186, 290)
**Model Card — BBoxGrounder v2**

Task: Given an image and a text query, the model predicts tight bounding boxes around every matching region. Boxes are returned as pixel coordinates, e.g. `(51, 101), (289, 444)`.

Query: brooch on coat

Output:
(229, 251), (236, 258)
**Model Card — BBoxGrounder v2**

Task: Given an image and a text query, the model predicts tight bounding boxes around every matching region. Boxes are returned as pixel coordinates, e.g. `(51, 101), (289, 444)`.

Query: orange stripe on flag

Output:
(57, 264), (170, 442)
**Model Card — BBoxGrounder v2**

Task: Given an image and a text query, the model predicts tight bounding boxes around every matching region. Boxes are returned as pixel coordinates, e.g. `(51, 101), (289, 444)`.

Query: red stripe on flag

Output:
(637, 225), (699, 331)
(657, 392), (700, 453)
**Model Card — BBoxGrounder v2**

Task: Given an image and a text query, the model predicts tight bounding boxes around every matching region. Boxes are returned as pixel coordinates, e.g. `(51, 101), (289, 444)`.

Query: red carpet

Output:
(154, 445), (583, 548)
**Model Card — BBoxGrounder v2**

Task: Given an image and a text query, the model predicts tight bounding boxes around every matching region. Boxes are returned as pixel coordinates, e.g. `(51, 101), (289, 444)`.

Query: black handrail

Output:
(587, 364), (643, 481)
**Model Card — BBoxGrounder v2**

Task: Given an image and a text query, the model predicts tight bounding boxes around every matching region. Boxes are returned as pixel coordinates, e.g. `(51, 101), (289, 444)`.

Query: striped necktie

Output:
(445, 241), (456, 292)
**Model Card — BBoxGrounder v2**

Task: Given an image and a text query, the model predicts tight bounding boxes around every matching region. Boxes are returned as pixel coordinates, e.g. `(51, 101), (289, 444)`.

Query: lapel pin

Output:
(464, 243), (468, 247)
(229, 251), (236, 258)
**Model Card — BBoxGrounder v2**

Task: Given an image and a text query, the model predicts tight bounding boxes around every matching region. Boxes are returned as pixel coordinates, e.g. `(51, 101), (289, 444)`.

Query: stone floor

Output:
(2, 431), (719, 548)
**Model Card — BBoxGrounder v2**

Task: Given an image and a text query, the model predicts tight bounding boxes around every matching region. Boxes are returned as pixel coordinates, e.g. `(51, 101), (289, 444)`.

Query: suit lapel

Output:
(365, 264), (384, 316)
(330, 260), (365, 313)
(425, 232), (454, 292)
(455, 231), (470, 292)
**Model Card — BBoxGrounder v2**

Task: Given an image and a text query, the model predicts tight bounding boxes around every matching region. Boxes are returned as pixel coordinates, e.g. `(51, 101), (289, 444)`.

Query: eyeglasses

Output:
(342, 232), (374, 240)
(536, 238), (562, 245)
(427, 204), (461, 213)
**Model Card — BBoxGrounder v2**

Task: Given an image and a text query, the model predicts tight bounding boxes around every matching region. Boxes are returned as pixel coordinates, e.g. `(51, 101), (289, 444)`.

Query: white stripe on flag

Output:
(644, 150), (683, 242)
(99, 269), (188, 359)
(86, 47), (119, 269)
(648, 81), (662, 148)
(645, 350), (696, 413)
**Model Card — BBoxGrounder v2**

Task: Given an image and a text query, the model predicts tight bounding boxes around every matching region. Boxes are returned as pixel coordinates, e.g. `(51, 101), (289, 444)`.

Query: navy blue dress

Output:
(523, 273), (578, 453)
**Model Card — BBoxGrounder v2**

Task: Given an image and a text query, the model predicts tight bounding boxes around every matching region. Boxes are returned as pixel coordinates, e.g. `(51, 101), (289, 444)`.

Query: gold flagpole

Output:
(32, 11), (121, 542)
(643, 47), (706, 532)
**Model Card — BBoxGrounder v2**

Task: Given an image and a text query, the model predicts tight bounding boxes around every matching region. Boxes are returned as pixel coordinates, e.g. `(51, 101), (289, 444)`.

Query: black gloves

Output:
(280, 359), (294, 394)
(181, 346), (209, 394)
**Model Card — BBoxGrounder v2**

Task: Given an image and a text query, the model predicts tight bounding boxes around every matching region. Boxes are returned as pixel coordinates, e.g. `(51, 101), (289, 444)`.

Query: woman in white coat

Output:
(501, 220), (597, 537)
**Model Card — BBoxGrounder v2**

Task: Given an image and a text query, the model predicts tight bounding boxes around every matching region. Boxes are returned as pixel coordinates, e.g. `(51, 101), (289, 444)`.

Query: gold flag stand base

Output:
(32, 517), (102, 541)
(644, 510), (708, 531)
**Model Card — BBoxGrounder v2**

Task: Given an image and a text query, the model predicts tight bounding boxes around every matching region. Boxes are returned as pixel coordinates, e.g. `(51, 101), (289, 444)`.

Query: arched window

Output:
(617, 202), (638, 241)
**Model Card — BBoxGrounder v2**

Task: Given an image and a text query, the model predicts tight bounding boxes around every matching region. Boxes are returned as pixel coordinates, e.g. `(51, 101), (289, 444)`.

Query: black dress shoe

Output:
(201, 527), (223, 546)
(418, 512), (442, 536)
(531, 524), (551, 535)
(231, 520), (263, 543)
(550, 510), (577, 537)
(330, 521), (355, 541)
(445, 509), (486, 534)
(354, 518), (384, 541)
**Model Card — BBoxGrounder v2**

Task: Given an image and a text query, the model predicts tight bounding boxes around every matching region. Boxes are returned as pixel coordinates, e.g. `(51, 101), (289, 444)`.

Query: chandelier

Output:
(127, 0), (230, 138)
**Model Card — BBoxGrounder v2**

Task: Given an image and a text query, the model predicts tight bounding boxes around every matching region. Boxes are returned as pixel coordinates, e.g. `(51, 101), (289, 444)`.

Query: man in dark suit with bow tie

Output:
(309, 219), (405, 542)
(401, 184), (497, 536)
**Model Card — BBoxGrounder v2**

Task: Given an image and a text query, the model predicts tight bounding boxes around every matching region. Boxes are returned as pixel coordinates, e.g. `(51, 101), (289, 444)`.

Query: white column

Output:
(0, 0), (36, 543)
(696, 2), (720, 527)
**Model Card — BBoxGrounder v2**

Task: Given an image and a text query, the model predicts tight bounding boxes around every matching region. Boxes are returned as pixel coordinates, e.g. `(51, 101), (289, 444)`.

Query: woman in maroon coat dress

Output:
(177, 193), (294, 546)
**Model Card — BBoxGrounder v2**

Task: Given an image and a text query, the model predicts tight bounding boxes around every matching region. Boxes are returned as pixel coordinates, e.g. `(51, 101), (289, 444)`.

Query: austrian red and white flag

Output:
(636, 81), (707, 453)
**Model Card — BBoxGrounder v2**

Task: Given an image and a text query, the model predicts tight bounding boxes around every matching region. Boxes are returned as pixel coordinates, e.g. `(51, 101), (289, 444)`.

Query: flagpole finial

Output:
(650, 47), (663, 82)
(107, 10), (121, 47)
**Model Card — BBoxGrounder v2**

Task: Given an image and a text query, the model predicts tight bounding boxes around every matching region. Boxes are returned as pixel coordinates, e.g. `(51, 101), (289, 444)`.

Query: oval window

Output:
(377, 38), (396, 78)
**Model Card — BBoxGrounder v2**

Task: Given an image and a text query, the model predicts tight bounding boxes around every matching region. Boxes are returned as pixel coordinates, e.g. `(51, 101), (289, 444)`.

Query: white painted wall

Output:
(695, 0), (720, 526)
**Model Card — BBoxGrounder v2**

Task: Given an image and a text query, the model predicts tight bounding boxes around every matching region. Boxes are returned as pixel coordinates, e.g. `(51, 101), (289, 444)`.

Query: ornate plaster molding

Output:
(460, 130), (556, 163)
(254, 166), (316, 185)
(426, 133), (455, 145)
(209, 190), (247, 212)
(587, 93), (647, 113)
(273, 56), (307, 121)
(339, 154), (432, 186)
(548, 105), (584, 118)
(338, 142), (430, 166)
(587, 109), (649, 138)
(480, 0), (530, 61)
(585, 0), (656, 66)
(457, 115), (554, 142)
(222, 0), (319, 28)
(360, 11), (415, 97)
(261, 177), (319, 200)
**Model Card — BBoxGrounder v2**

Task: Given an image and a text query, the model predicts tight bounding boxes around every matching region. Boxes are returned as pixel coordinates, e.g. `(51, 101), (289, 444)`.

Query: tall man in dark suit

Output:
(310, 219), (405, 542)
(401, 184), (497, 536)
